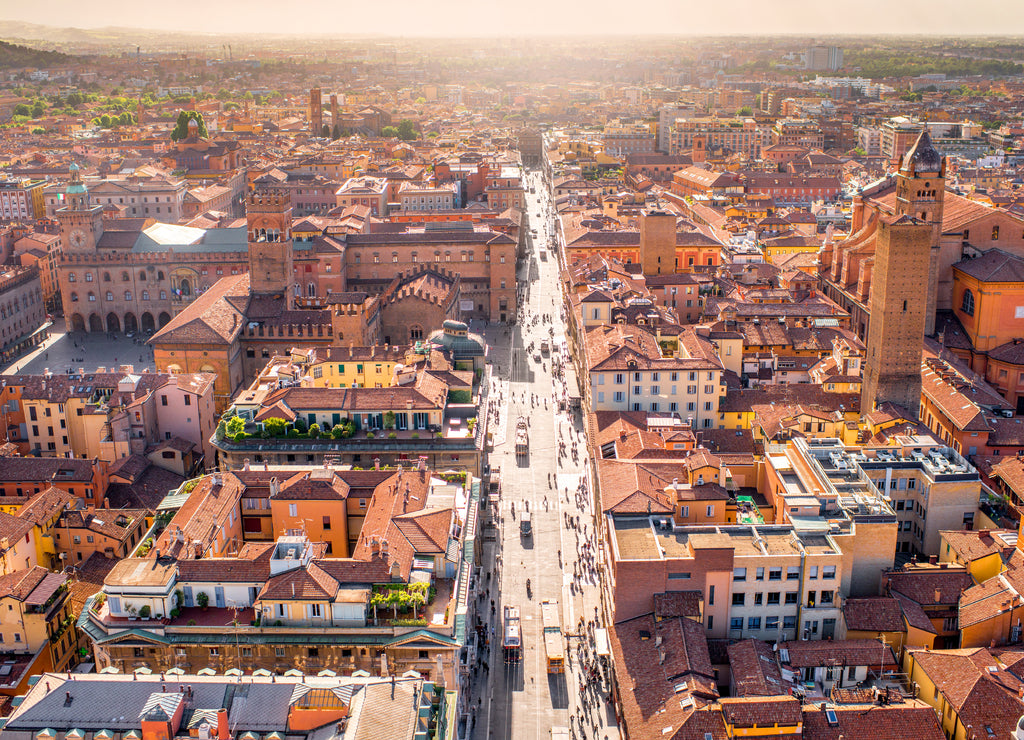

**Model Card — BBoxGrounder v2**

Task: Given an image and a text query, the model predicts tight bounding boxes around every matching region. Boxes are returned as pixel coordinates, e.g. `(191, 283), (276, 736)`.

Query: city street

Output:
(471, 169), (619, 740)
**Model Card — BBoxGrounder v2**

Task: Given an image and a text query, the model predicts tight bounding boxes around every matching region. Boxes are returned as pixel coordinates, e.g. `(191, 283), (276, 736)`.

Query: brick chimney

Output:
(216, 708), (230, 740)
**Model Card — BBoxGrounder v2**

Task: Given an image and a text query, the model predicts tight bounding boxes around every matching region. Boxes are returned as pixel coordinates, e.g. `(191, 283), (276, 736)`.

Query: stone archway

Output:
(70, 314), (85, 332)
(141, 312), (155, 333)
(88, 314), (103, 332)
(106, 313), (121, 333)
(124, 313), (138, 333)
(158, 311), (171, 328)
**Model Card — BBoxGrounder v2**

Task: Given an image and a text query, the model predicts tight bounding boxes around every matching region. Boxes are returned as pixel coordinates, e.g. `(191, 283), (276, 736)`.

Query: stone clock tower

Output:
(56, 163), (104, 253)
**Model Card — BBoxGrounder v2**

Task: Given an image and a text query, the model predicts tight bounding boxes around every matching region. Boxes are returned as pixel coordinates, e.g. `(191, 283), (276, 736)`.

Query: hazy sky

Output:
(5, 0), (1024, 37)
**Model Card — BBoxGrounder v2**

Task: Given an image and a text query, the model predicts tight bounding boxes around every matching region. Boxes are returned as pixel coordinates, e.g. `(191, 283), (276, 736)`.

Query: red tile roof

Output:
(801, 703), (945, 740)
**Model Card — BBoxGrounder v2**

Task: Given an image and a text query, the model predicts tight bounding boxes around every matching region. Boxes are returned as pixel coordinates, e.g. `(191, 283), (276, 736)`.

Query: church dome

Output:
(442, 319), (468, 333)
(429, 321), (484, 359)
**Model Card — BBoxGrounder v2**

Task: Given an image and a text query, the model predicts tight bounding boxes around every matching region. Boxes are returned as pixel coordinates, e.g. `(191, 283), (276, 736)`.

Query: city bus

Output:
(503, 605), (521, 664)
(540, 599), (564, 674)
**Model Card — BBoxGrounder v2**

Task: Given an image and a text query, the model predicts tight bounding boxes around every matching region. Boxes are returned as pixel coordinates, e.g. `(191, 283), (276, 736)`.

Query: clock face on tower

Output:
(68, 229), (86, 249)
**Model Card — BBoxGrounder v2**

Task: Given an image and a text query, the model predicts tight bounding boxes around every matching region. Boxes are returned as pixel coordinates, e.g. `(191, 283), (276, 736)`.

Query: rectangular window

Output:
(732, 592), (745, 606)
(322, 516), (331, 530)
(747, 617), (761, 630)
(288, 503), (297, 517)
(787, 566), (800, 580)
(755, 567), (764, 581)
(809, 566), (819, 579)
(783, 615), (797, 630)
(667, 572), (691, 580)
(730, 617), (743, 631)
(766, 615), (779, 630)
(733, 567), (746, 582)
(785, 592), (798, 604)
(769, 567), (782, 580)
(767, 592), (780, 605)
(822, 566), (836, 580)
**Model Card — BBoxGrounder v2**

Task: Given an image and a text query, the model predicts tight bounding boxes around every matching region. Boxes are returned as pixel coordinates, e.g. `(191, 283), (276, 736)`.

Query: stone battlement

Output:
(247, 191), (292, 211)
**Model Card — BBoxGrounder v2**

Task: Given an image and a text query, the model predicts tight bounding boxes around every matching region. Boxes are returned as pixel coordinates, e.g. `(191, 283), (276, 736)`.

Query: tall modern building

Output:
(861, 132), (946, 414)
(806, 45), (844, 72)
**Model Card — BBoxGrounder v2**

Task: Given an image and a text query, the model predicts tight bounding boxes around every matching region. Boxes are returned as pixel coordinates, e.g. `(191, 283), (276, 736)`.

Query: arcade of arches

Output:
(69, 310), (171, 334)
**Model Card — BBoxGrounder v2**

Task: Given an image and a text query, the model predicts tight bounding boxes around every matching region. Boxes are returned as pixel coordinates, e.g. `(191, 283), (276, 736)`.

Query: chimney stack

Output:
(216, 707), (230, 740)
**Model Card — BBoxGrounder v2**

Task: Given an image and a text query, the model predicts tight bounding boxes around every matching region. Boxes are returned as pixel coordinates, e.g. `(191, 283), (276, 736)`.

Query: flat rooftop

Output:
(613, 519), (838, 561)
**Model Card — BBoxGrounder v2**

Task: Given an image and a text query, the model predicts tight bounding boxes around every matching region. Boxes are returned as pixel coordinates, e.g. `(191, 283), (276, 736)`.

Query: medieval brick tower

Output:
(639, 209), (677, 276)
(247, 191), (294, 302)
(310, 88), (323, 136)
(861, 132), (946, 414)
(56, 163), (103, 253)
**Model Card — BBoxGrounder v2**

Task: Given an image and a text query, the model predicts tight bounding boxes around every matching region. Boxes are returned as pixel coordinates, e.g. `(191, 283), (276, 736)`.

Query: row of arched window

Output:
(70, 289), (166, 303)
(68, 270), (166, 283)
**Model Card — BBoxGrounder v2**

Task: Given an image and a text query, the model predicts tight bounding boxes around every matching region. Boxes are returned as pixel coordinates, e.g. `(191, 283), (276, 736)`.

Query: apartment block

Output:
(0, 177), (45, 221)
(18, 369), (217, 467)
(607, 518), (852, 642)
(764, 437), (978, 560)
(668, 117), (759, 158)
(78, 465), (481, 701)
(583, 323), (726, 429)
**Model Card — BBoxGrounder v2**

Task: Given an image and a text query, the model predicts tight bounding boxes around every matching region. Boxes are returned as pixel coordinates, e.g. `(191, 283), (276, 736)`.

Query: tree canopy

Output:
(170, 111), (208, 141)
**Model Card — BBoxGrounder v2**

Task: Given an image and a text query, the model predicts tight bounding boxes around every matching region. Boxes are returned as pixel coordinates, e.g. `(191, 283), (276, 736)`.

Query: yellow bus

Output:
(541, 599), (564, 674)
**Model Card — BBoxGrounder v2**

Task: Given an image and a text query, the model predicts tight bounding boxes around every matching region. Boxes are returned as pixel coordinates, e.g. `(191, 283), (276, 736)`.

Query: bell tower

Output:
(247, 190), (294, 301)
(861, 132), (945, 415)
(893, 130), (946, 336)
(56, 163), (103, 253)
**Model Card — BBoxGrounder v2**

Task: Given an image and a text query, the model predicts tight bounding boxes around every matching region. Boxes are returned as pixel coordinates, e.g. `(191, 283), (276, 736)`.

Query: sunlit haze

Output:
(6, 0), (1024, 36)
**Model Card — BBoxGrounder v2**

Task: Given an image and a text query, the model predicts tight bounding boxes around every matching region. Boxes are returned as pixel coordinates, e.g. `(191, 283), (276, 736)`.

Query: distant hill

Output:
(0, 39), (72, 69)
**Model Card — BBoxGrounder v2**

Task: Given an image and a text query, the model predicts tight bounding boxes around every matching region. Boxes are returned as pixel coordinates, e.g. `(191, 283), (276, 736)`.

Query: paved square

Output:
(2, 318), (157, 376)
